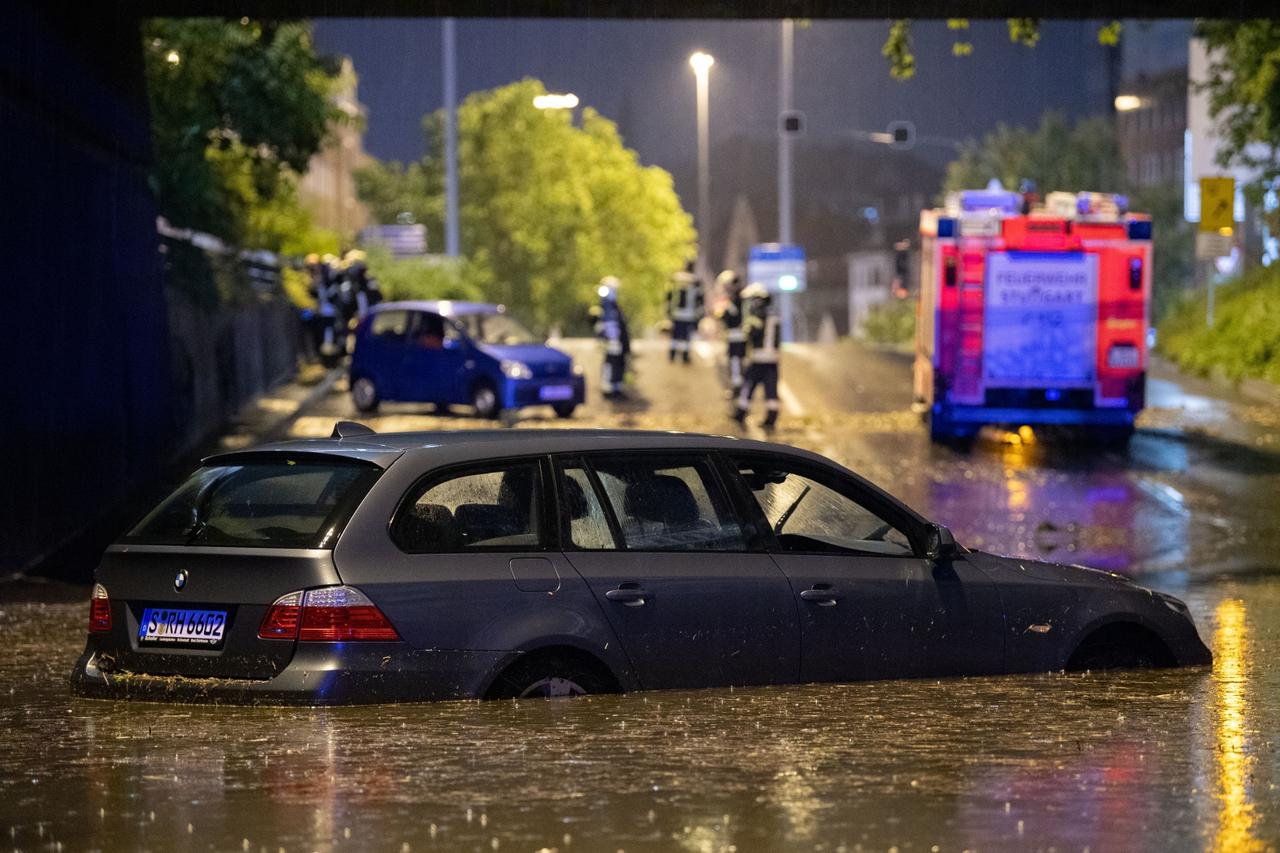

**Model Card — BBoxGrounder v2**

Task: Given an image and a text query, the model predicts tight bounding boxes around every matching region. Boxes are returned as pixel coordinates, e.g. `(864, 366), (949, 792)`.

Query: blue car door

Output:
(401, 312), (469, 404)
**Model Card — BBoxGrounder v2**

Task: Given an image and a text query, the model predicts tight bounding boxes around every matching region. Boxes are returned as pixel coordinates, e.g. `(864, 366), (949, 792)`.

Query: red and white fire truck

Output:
(914, 188), (1152, 443)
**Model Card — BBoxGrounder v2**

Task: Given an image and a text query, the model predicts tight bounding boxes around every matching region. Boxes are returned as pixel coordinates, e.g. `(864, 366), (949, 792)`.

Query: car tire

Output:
(486, 654), (614, 700)
(1068, 640), (1158, 671)
(472, 381), (501, 420)
(351, 376), (379, 413)
(552, 402), (577, 419)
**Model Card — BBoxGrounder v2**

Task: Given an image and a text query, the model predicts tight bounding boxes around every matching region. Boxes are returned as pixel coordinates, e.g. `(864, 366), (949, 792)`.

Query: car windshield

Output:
(122, 459), (380, 549)
(459, 312), (539, 346)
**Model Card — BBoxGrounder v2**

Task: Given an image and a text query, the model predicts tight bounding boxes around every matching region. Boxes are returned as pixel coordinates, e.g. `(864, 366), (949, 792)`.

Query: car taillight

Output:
(258, 586), (399, 642)
(88, 583), (112, 633)
(258, 591), (303, 639)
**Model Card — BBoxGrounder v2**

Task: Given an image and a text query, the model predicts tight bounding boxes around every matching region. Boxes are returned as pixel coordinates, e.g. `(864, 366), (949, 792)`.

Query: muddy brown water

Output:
(2, 577), (1278, 852)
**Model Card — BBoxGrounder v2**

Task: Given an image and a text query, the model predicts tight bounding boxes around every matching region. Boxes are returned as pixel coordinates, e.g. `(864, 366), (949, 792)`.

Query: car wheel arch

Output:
(1064, 617), (1177, 671)
(479, 640), (633, 699)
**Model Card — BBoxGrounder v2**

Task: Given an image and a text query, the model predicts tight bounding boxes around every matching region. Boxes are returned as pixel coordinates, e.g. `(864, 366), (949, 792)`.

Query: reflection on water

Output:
(2, 582), (1278, 852)
(1213, 598), (1262, 852)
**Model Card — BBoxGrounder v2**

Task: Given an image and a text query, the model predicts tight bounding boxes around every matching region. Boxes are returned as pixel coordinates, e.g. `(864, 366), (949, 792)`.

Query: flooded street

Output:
(5, 340), (1278, 851)
(2, 578), (1278, 851)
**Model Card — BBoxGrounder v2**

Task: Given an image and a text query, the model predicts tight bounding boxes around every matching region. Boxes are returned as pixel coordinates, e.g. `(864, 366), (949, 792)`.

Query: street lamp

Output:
(533, 93), (580, 110)
(689, 51), (714, 281)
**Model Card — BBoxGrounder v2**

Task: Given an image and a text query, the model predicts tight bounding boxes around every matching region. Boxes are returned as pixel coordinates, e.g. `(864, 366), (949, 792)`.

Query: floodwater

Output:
(2, 577), (1278, 852)
(7, 342), (1278, 850)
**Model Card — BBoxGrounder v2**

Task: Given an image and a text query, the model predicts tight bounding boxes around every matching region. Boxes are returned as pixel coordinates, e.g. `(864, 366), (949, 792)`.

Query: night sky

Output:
(312, 18), (1122, 179)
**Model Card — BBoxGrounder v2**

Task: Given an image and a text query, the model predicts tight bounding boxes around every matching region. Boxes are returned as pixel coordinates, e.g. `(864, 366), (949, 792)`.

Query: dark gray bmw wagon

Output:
(71, 424), (1211, 705)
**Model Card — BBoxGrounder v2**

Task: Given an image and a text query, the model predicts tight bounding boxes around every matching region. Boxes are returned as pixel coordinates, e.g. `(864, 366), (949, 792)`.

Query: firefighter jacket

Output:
(745, 306), (780, 365)
(718, 295), (745, 343)
(596, 299), (631, 357)
(667, 272), (705, 323)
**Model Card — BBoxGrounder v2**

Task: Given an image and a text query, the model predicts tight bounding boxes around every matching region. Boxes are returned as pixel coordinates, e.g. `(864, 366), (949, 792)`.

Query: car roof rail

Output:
(331, 420), (376, 439)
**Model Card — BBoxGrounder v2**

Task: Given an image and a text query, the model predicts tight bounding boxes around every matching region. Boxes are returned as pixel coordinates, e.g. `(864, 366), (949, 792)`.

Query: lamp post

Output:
(689, 51), (714, 282)
(442, 18), (459, 258)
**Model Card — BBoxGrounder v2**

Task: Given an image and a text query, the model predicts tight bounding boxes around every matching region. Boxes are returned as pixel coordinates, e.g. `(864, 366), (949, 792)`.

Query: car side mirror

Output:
(924, 523), (958, 561)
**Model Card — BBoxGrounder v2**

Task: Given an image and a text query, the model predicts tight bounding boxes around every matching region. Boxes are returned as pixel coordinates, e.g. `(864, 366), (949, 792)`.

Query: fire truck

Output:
(914, 188), (1152, 443)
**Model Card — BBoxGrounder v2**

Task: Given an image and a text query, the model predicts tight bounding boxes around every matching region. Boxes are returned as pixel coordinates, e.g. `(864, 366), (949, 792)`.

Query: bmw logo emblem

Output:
(174, 569), (188, 592)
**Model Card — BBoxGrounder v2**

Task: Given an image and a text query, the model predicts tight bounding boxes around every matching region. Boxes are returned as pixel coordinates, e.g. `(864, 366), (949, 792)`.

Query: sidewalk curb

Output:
(1152, 354), (1280, 407)
(258, 365), (346, 443)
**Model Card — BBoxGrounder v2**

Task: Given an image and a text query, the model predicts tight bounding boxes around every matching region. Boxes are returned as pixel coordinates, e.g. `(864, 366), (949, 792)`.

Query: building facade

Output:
(298, 57), (371, 239)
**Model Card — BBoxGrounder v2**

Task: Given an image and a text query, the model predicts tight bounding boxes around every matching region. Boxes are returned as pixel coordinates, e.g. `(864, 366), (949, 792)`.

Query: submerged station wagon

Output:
(348, 301), (586, 419)
(71, 425), (1211, 704)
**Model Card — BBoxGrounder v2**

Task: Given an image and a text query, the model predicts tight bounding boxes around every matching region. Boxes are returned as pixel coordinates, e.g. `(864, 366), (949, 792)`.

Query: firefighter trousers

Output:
(669, 320), (695, 363)
(727, 341), (746, 391)
(736, 362), (779, 424)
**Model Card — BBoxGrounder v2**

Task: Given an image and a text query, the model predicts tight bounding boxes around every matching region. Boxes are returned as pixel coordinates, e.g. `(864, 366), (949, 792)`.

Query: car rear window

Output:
(123, 458), (381, 549)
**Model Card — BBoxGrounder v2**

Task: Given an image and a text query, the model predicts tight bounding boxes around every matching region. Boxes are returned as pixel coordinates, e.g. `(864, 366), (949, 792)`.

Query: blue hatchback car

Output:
(349, 301), (585, 419)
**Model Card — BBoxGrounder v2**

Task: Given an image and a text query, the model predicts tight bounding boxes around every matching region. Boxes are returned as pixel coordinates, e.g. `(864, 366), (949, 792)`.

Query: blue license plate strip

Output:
(539, 384), (574, 401)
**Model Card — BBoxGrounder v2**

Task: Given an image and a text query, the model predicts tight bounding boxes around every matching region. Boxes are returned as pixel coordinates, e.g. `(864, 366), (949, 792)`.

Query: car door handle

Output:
(800, 586), (841, 606)
(605, 586), (649, 607)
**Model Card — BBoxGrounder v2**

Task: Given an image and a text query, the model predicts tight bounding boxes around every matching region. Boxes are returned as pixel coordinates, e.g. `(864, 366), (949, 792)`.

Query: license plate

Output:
(539, 384), (574, 401)
(138, 607), (227, 647)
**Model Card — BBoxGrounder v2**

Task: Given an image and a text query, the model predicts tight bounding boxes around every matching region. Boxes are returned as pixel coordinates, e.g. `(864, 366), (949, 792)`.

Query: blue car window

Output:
(590, 457), (746, 552)
(393, 462), (542, 553)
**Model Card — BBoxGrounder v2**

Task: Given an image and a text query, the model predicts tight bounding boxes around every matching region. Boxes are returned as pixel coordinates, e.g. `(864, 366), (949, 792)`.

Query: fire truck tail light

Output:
(1128, 257), (1143, 291)
(1107, 343), (1141, 370)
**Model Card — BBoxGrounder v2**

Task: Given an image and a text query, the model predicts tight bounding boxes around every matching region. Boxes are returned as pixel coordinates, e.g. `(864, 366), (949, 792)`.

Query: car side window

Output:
(589, 456), (746, 551)
(392, 461), (542, 552)
(558, 464), (618, 550)
(734, 459), (912, 556)
(409, 312), (449, 350)
(371, 310), (409, 340)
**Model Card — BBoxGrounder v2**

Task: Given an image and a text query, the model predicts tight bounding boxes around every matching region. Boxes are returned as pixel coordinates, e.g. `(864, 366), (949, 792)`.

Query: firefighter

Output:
(733, 283), (781, 428)
(342, 249), (381, 320)
(666, 260), (704, 364)
(714, 269), (746, 395)
(595, 276), (630, 400)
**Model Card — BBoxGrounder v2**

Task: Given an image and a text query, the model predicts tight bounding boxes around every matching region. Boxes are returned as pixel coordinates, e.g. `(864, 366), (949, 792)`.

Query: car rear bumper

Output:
(69, 643), (509, 706)
(935, 404), (1136, 428)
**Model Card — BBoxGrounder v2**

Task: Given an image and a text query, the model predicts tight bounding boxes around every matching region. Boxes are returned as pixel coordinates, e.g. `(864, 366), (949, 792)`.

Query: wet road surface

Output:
(2, 577), (1278, 851)
(6, 335), (1278, 851)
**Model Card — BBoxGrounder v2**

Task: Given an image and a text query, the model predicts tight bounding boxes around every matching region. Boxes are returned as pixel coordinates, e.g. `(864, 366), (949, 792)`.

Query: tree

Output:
(143, 18), (340, 250)
(356, 79), (695, 331)
(881, 19), (1121, 80)
(943, 112), (1125, 196)
(1195, 20), (1280, 234)
(943, 111), (1194, 319)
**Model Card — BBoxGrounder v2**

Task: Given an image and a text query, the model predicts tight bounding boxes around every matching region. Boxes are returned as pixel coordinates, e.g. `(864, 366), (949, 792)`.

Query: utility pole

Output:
(690, 52), (714, 284)
(778, 18), (795, 342)
(442, 18), (460, 258)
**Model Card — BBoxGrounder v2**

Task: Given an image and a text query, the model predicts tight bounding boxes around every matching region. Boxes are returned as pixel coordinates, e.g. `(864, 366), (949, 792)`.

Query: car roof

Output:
(373, 300), (501, 317)
(205, 429), (815, 470)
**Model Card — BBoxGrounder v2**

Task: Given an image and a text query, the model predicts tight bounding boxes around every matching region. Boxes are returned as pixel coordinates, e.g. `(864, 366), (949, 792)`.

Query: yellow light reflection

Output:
(1213, 598), (1262, 852)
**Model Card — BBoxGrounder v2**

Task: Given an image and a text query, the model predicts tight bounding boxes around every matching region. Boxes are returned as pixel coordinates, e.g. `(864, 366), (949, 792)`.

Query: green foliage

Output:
(1006, 18), (1041, 48)
(1128, 182), (1195, 321)
(355, 79), (695, 332)
(1157, 265), (1280, 384)
(882, 20), (915, 81)
(1195, 20), (1280, 235)
(143, 18), (338, 251)
(861, 298), (917, 346)
(943, 111), (1125, 196)
(363, 246), (483, 303)
(1097, 21), (1123, 47)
